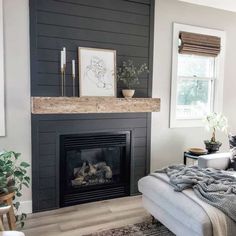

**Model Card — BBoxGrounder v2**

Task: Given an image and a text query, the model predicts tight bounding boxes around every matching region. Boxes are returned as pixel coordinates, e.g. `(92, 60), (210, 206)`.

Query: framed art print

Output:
(78, 47), (116, 97)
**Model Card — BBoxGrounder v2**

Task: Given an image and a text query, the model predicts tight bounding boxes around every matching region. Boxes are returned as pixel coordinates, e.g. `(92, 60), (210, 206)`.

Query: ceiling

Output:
(178, 0), (236, 13)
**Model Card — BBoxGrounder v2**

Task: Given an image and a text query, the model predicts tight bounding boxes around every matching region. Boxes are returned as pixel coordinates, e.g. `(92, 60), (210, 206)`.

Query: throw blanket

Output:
(154, 165), (236, 222)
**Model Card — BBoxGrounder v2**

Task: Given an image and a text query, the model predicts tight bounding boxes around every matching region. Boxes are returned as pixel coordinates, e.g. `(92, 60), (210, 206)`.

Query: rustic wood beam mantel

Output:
(31, 97), (161, 114)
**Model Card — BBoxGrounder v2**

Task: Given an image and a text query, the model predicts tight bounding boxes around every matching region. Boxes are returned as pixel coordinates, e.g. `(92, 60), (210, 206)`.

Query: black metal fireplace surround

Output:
(30, 0), (155, 212)
(60, 132), (131, 207)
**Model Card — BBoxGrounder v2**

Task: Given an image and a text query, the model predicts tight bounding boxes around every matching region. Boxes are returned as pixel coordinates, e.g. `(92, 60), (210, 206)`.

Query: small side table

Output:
(184, 152), (205, 165)
(0, 192), (16, 230)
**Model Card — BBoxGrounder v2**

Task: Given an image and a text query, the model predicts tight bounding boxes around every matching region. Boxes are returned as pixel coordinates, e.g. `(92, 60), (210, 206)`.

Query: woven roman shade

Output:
(179, 31), (221, 57)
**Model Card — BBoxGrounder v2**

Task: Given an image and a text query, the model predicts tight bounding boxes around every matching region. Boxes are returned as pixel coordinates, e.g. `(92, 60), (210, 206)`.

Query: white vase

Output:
(122, 89), (135, 98)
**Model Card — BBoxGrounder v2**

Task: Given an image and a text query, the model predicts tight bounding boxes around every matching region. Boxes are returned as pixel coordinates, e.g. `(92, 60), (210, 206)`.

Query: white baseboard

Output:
(19, 200), (32, 214)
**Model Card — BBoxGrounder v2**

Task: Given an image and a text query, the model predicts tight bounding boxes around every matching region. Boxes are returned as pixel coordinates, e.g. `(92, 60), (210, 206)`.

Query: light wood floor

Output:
(22, 196), (150, 236)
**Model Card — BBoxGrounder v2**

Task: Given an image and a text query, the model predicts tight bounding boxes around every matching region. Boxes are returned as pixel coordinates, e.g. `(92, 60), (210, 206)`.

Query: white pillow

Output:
(198, 153), (231, 170)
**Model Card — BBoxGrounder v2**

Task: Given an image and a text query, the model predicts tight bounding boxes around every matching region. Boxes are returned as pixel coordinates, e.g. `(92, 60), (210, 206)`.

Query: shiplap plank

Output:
(39, 177), (56, 189)
(133, 137), (146, 147)
(55, 0), (150, 15)
(128, 0), (151, 4)
(38, 118), (147, 132)
(37, 0), (150, 26)
(133, 147), (146, 157)
(39, 144), (56, 156)
(33, 85), (148, 98)
(37, 49), (148, 63)
(37, 11), (149, 37)
(37, 37), (149, 58)
(134, 155), (147, 167)
(39, 132), (57, 144)
(39, 189), (56, 201)
(38, 199), (57, 211)
(37, 61), (149, 76)
(39, 166), (56, 178)
(36, 73), (148, 89)
(36, 113), (147, 121)
(37, 24), (148, 48)
(39, 155), (56, 167)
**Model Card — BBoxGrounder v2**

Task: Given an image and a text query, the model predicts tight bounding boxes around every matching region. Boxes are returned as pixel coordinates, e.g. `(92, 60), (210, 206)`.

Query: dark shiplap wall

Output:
(32, 113), (149, 211)
(31, 0), (153, 97)
(30, 0), (154, 212)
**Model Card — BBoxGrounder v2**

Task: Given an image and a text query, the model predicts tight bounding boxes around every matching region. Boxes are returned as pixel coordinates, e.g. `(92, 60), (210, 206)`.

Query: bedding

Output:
(139, 172), (236, 236)
(149, 172), (236, 236)
(154, 165), (236, 222)
(139, 174), (213, 236)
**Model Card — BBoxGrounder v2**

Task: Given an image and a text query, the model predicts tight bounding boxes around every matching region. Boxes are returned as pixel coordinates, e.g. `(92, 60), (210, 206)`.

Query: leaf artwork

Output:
(85, 56), (113, 90)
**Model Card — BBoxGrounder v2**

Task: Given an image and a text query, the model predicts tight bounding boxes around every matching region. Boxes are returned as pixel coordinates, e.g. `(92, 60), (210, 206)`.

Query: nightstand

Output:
(184, 151), (206, 165)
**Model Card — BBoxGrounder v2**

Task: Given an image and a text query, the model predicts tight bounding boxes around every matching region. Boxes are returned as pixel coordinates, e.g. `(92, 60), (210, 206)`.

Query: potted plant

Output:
(204, 113), (228, 153)
(0, 150), (30, 228)
(117, 60), (149, 98)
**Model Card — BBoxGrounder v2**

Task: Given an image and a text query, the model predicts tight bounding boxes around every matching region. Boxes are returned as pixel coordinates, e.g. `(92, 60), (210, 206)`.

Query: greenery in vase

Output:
(0, 150), (30, 228)
(204, 113), (228, 143)
(117, 60), (149, 89)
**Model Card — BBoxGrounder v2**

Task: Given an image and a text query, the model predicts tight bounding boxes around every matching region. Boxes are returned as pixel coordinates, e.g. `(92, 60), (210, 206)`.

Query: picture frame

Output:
(78, 47), (117, 97)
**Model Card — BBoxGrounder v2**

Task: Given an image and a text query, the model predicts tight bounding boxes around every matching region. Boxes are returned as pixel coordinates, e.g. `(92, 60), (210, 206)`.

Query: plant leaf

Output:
(16, 192), (22, 197)
(20, 162), (30, 168)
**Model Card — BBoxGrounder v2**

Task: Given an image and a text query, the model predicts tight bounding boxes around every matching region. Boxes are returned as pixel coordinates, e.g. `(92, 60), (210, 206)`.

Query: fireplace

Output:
(60, 131), (131, 207)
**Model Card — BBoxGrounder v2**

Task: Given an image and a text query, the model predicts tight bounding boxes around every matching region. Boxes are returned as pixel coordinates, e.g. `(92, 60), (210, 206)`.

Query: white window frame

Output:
(170, 23), (226, 128)
(0, 0), (4, 136)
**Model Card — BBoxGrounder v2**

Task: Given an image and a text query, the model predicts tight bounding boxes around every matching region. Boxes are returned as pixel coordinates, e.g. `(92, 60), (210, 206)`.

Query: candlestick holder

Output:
(61, 68), (64, 97)
(72, 75), (76, 97)
(63, 65), (66, 97)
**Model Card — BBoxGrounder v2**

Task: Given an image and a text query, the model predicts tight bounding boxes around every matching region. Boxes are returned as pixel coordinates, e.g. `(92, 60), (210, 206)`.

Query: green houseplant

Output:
(117, 60), (149, 98)
(0, 150), (30, 228)
(204, 113), (228, 153)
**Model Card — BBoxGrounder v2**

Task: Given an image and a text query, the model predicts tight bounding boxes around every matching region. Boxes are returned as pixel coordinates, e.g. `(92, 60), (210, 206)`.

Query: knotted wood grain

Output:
(31, 97), (160, 114)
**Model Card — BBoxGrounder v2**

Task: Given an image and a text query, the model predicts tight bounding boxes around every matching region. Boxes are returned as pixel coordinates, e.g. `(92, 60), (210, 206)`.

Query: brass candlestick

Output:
(72, 75), (75, 97)
(61, 68), (64, 96)
(60, 47), (67, 97)
(63, 65), (66, 97)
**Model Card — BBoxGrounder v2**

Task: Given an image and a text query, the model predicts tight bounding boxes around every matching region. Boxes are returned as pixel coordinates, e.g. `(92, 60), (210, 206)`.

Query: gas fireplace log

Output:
(88, 163), (97, 176)
(72, 161), (113, 186)
(74, 162), (87, 178)
(94, 162), (107, 169)
(104, 166), (112, 179)
(72, 176), (85, 186)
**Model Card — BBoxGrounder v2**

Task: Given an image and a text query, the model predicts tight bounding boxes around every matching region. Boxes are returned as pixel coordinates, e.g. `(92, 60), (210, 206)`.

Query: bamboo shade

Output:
(179, 31), (221, 57)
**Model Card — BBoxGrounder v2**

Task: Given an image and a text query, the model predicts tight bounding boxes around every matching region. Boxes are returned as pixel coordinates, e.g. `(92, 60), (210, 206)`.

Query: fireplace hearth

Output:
(60, 132), (131, 207)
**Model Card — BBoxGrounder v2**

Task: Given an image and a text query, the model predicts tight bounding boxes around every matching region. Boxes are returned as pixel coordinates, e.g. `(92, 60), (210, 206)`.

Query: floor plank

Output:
(22, 196), (149, 236)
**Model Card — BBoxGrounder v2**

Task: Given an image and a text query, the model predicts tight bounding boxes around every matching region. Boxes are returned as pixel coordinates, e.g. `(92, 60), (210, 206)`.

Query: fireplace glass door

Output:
(60, 132), (131, 207)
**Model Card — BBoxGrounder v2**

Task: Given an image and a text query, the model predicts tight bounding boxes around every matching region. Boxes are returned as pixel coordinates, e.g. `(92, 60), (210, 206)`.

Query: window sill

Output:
(170, 119), (204, 128)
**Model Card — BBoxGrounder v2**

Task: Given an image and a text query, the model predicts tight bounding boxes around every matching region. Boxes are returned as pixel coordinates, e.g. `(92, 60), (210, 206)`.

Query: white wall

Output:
(0, 0), (31, 213)
(151, 0), (236, 170)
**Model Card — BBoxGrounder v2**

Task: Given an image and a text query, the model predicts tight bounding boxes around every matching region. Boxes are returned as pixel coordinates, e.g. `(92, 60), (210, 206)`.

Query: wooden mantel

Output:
(31, 97), (160, 114)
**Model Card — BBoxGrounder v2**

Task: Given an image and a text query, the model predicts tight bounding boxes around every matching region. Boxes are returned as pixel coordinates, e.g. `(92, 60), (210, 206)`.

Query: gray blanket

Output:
(153, 165), (236, 222)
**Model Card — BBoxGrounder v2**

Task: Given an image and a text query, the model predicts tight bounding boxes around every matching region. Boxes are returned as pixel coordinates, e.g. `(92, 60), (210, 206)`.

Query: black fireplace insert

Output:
(60, 131), (131, 207)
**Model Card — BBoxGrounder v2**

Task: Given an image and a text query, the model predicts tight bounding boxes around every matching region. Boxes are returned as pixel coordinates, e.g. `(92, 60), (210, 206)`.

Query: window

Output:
(170, 24), (225, 128)
(176, 54), (215, 120)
